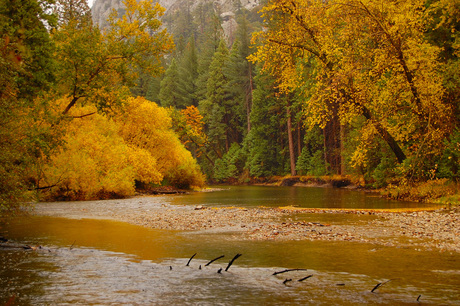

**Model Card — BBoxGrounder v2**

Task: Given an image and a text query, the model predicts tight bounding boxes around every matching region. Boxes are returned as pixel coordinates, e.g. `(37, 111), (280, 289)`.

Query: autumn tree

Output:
(169, 105), (210, 162)
(250, 0), (452, 182)
(0, 0), (57, 213)
(41, 97), (205, 200)
(40, 102), (142, 200)
(52, 0), (174, 115)
(115, 97), (205, 189)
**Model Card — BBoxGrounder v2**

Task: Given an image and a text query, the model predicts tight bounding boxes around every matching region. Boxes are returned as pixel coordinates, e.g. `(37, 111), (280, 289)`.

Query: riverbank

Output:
(249, 175), (460, 205)
(28, 194), (460, 253)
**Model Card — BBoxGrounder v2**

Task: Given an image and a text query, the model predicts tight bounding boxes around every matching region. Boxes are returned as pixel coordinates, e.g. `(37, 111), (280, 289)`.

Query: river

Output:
(1, 186), (459, 305)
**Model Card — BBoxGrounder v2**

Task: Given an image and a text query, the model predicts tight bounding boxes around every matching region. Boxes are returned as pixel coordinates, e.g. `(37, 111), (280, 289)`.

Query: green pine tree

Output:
(200, 39), (230, 156)
(159, 58), (181, 108)
(177, 37), (199, 107)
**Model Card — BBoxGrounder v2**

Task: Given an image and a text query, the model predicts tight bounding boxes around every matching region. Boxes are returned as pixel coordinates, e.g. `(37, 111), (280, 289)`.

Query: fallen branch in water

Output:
(225, 253), (242, 272)
(186, 253), (197, 266)
(283, 278), (292, 285)
(205, 255), (225, 266)
(371, 279), (392, 292)
(298, 275), (313, 282)
(273, 268), (308, 275)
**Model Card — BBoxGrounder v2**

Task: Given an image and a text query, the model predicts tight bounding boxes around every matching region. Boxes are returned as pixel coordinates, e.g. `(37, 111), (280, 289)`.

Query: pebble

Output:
(33, 199), (460, 253)
(123, 206), (460, 253)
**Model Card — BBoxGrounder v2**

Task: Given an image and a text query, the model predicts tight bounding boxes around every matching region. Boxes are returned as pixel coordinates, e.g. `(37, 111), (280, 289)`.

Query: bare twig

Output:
(186, 253), (197, 266)
(298, 275), (313, 282)
(205, 255), (225, 266)
(225, 254), (242, 272)
(273, 268), (307, 276)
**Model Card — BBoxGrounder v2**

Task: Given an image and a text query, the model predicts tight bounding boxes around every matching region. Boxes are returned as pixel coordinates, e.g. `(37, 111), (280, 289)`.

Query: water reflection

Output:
(167, 186), (437, 209)
(1, 215), (459, 304)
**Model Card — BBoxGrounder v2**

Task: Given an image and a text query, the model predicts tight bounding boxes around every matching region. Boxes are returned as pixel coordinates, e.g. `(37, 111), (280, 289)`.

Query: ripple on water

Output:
(2, 246), (458, 305)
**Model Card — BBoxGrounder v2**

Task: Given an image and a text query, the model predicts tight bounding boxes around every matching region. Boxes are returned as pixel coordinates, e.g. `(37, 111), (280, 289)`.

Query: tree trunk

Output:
(323, 105), (342, 175)
(287, 106), (297, 176)
(246, 62), (253, 133)
(361, 105), (406, 163)
(62, 96), (79, 115)
(340, 123), (345, 175)
(297, 120), (302, 157)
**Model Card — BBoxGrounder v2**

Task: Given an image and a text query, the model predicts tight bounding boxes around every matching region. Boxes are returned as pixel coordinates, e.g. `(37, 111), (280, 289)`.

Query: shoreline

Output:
(26, 193), (460, 253)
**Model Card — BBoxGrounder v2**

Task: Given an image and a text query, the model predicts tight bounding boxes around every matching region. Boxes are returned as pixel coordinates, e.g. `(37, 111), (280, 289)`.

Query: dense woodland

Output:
(1, 0), (459, 214)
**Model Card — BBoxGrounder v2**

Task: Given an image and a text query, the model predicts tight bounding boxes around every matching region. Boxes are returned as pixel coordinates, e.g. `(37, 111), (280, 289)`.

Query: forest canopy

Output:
(1, 0), (459, 214)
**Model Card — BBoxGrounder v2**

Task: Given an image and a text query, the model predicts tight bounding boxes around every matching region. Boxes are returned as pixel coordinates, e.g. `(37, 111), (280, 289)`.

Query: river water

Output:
(1, 186), (459, 305)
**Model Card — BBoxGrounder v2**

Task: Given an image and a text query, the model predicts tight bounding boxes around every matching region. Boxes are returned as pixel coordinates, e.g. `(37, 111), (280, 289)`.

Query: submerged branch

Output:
(225, 253), (242, 272)
(273, 268), (308, 275)
(371, 279), (392, 292)
(186, 253), (197, 266)
(298, 275), (313, 282)
(205, 255), (225, 266)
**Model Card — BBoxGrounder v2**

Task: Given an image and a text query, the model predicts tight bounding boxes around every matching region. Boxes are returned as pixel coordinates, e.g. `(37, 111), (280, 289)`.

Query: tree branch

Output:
(71, 112), (96, 119)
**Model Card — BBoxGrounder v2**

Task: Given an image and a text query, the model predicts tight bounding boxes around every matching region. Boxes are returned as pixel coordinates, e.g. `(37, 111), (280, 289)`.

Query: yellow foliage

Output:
(126, 145), (163, 184)
(250, 0), (452, 171)
(42, 104), (136, 200)
(115, 97), (205, 188)
(40, 97), (204, 200)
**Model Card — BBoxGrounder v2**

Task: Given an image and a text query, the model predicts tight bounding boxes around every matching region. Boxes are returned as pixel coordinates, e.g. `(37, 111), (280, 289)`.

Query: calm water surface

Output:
(167, 185), (441, 209)
(1, 186), (458, 305)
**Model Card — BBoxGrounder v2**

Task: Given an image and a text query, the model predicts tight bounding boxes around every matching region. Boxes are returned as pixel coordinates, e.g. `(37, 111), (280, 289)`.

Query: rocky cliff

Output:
(91, 0), (260, 41)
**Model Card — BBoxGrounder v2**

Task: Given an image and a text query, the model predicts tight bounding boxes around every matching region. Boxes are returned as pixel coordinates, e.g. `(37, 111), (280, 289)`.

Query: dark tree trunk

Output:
(361, 105), (406, 163)
(287, 106), (297, 176)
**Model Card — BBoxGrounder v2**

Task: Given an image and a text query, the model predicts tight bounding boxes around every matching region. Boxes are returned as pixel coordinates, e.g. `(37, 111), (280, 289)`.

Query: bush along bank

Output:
(212, 175), (460, 206)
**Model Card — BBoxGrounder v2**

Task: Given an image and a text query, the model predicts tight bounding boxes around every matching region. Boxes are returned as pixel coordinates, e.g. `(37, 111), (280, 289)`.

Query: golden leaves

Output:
(251, 0), (452, 172)
(40, 97), (204, 200)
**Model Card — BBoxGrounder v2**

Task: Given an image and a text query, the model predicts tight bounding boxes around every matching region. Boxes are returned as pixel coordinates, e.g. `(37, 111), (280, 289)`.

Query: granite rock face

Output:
(91, 0), (260, 41)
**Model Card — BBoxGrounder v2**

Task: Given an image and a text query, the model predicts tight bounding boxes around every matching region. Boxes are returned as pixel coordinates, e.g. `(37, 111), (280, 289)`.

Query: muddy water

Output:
(1, 186), (459, 305)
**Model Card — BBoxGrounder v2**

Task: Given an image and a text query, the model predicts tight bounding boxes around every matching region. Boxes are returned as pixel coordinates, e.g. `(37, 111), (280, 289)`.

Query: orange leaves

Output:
(180, 106), (205, 140)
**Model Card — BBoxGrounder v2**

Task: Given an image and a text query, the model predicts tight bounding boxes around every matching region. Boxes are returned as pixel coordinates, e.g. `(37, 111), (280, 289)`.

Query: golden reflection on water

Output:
(3, 216), (182, 260)
(1, 213), (460, 304)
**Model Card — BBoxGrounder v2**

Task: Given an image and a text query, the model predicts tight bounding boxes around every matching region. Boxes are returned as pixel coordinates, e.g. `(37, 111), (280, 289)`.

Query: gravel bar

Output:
(31, 196), (460, 253)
